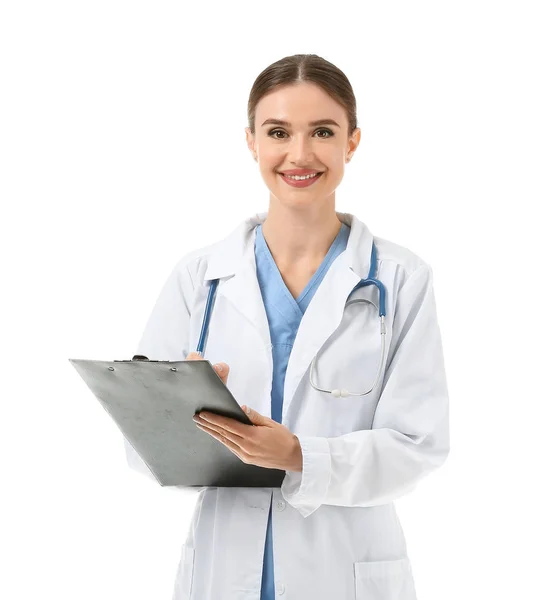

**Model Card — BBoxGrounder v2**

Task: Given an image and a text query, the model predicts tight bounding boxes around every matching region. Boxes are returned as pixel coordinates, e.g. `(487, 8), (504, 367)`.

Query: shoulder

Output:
(373, 234), (431, 277)
(371, 234), (435, 299)
(168, 241), (219, 291)
(168, 215), (256, 288)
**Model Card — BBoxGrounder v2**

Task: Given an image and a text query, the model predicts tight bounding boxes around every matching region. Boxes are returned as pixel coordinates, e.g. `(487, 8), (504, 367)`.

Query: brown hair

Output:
(247, 54), (358, 138)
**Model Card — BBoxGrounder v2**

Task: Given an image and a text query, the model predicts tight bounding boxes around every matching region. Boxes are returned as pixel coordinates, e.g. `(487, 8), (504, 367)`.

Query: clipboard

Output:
(68, 355), (286, 488)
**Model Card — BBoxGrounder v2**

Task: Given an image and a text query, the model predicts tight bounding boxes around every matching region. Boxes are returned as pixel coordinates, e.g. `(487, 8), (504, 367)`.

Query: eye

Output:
(267, 128), (334, 140)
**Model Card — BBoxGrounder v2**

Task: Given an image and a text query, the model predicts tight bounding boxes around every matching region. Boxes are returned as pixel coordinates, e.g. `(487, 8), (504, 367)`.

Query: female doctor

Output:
(124, 54), (449, 600)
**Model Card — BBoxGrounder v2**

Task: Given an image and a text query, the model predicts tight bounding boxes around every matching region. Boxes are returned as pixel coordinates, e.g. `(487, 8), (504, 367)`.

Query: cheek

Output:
(256, 142), (281, 163)
(324, 152), (346, 171)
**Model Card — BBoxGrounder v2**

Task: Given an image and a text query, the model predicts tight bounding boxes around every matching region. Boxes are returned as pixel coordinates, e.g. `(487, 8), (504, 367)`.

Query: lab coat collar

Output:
(203, 211), (374, 283)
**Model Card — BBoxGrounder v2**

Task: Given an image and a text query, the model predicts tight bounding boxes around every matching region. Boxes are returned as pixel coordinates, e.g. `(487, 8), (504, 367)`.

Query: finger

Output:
(185, 353), (230, 385)
(212, 362), (230, 385)
(196, 410), (253, 439)
(195, 415), (256, 456)
(195, 415), (248, 443)
(195, 422), (248, 461)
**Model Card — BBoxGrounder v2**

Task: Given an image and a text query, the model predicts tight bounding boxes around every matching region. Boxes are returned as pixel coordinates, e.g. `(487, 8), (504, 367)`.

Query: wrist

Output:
(289, 435), (303, 473)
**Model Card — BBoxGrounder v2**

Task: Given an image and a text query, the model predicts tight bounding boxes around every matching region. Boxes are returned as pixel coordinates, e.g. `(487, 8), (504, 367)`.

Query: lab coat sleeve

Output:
(281, 263), (450, 518)
(122, 257), (204, 496)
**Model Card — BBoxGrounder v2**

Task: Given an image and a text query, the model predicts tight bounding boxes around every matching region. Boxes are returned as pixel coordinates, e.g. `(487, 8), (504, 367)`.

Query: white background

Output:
(1, 1), (552, 598)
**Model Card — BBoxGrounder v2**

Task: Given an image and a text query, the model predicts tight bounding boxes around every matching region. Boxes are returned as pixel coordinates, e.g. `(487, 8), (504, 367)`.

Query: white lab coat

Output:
(124, 211), (450, 600)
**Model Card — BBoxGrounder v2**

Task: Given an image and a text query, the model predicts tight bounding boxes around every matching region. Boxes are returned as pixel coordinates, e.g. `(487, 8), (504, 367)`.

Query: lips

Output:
(279, 171), (323, 188)
(279, 171), (322, 176)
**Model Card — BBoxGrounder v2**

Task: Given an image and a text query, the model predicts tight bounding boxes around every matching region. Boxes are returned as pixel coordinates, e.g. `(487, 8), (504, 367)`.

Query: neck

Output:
(261, 200), (343, 271)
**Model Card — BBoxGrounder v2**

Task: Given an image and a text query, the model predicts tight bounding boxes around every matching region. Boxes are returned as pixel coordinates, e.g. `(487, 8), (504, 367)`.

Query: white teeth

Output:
(282, 172), (320, 181)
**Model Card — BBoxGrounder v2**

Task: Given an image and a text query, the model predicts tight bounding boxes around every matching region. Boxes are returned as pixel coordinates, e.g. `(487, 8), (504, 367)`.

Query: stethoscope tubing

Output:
(195, 241), (386, 397)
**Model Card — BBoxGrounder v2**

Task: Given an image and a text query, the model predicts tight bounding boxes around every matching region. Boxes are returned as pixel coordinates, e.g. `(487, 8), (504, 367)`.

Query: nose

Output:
(288, 134), (315, 163)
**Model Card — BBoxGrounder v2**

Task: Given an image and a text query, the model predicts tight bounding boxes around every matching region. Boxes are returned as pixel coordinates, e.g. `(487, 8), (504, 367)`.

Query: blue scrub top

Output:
(254, 221), (351, 600)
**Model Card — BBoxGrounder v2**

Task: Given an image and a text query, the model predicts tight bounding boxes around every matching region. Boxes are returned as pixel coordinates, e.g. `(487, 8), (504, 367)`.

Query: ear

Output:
(245, 127), (257, 161)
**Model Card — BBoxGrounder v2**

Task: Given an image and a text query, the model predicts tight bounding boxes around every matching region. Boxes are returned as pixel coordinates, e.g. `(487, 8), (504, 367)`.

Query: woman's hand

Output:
(185, 351), (230, 385)
(185, 351), (303, 472)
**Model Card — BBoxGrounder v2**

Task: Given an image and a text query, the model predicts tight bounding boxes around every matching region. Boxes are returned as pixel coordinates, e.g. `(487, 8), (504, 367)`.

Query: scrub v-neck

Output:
(255, 221), (351, 322)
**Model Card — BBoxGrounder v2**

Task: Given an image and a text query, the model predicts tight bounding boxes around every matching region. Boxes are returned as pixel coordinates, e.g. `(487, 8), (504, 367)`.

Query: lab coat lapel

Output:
(281, 213), (375, 423)
(280, 258), (359, 422)
(217, 253), (272, 350)
(203, 214), (272, 351)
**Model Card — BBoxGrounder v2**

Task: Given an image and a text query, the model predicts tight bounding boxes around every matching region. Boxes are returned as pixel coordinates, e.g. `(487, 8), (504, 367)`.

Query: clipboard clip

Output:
(113, 355), (169, 362)
(111, 356), (177, 373)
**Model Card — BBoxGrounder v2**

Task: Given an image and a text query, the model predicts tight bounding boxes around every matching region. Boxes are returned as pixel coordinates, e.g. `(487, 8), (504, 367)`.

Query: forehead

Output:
(255, 82), (346, 125)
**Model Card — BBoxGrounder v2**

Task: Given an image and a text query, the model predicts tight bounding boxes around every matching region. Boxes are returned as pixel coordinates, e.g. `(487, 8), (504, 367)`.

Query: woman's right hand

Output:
(185, 352), (230, 386)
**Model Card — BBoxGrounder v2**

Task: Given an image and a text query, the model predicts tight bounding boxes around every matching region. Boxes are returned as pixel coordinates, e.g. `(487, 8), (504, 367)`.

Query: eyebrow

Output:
(261, 118), (341, 128)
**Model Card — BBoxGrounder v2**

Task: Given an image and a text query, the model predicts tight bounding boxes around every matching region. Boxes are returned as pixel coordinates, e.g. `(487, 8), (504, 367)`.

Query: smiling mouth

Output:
(279, 172), (323, 179)
(278, 171), (324, 187)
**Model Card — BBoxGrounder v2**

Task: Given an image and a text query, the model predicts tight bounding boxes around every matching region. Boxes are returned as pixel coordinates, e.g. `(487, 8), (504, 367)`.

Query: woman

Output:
(125, 54), (449, 600)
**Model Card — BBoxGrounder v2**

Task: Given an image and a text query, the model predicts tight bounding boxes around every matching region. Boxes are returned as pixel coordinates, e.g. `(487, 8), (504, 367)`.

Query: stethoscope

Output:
(196, 241), (386, 398)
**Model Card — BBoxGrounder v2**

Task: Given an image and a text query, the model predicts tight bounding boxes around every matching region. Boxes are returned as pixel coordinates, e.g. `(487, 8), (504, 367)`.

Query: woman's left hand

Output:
(193, 405), (303, 473)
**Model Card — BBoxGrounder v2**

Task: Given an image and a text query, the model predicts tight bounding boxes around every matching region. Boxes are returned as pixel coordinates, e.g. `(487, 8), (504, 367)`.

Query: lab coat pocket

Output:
(172, 544), (195, 600)
(354, 557), (417, 600)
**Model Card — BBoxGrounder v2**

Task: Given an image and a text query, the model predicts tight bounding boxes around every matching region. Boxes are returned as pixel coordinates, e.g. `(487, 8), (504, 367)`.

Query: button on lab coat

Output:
(124, 211), (450, 600)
